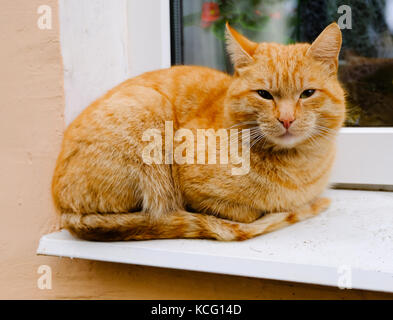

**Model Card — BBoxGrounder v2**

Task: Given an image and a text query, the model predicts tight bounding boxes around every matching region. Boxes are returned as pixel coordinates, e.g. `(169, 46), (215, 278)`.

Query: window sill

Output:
(37, 189), (393, 293)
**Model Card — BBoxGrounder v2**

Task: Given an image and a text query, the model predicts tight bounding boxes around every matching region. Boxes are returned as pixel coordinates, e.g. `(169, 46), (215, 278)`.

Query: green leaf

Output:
(183, 12), (201, 27)
(239, 15), (269, 31)
(211, 19), (226, 41)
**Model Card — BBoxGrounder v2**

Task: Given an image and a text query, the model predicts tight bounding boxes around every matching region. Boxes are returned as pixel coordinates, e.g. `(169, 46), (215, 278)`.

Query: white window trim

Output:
(332, 127), (393, 185)
(59, 0), (393, 186)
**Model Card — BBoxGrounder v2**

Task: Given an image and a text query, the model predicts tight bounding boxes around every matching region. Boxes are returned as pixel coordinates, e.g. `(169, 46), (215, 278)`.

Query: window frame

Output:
(59, 0), (393, 186)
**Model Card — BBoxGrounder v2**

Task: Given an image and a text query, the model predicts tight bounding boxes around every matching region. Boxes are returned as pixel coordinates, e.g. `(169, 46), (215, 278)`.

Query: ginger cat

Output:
(52, 23), (345, 241)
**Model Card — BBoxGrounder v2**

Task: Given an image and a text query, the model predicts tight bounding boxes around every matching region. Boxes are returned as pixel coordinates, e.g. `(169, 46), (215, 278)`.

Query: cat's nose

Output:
(278, 118), (295, 129)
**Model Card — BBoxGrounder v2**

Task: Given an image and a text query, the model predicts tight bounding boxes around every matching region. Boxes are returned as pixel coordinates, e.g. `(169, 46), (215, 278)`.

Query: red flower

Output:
(201, 2), (220, 28)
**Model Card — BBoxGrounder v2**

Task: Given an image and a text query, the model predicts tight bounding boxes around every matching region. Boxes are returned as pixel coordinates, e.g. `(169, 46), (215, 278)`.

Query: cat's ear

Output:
(306, 23), (342, 73)
(225, 22), (258, 69)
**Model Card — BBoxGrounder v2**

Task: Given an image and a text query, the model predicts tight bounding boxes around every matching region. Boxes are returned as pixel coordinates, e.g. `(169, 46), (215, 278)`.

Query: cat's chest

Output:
(178, 150), (333, 212)
(242, 166), (325, 211)
(241, 152), (333, 210)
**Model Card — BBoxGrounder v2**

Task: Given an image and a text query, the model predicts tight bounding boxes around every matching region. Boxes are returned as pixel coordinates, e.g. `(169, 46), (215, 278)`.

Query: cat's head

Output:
(225, 23), (346, 149)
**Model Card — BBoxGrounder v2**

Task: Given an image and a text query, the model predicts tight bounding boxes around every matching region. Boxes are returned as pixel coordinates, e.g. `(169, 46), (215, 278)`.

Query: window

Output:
(175, 0), (393, 127)
(60, 0), (393, 186)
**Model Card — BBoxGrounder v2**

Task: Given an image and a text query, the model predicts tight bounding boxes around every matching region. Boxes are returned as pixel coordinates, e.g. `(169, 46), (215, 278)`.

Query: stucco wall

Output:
(0, 0), (392, 299)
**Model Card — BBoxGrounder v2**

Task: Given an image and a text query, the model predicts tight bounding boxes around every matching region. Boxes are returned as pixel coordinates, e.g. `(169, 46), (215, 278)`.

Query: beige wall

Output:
(0, 0), (392, 299)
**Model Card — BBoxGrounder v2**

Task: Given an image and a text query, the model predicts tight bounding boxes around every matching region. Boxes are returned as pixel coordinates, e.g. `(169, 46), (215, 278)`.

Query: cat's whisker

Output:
(316, 132), (336, 139)
(228, 126), (262, 145)
(314, 125), (337, 136)
(317, 125), (336, 131)
(250, 135), (265, 149)
(249, 130), (267, 150)
(315, 131), (336, 138)
(228, 124), (266, 150)
(228, 125), (266, 149)
(305, 125), (337, 148)
(228, 121), (258, 129)
(313, 128), (335, 136)
(305, 132), (319, 148)
(312, 130), (337, 142)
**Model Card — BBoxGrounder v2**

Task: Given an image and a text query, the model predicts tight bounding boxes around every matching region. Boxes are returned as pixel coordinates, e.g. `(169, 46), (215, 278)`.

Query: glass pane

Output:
(177, 0), (393, 127)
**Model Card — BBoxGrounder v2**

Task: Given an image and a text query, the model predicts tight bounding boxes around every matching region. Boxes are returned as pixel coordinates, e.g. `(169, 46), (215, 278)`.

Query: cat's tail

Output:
(61, 198), (330, 241)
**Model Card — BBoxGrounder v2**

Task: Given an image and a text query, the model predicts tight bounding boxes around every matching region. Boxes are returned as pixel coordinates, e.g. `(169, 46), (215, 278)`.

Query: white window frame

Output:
(59, 0), (393, 187)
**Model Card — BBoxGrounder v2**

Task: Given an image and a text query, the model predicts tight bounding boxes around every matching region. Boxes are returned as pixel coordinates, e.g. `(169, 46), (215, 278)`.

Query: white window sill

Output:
(37, 189), (393, 293)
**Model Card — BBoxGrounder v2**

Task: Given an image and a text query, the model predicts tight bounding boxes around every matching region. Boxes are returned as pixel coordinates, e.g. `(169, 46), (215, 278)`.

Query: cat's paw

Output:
(294, 197), (331, 221)
(309, 197), (331, 215)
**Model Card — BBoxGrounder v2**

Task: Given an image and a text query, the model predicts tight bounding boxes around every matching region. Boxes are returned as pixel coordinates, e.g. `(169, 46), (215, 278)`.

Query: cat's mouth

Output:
(279, 131), (293, 139)
(270, 130), (304, 148)
(256, 121), (313, 149)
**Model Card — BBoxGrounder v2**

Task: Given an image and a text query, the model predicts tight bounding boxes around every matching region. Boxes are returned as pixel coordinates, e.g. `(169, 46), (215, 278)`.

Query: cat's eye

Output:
(257, 90), (274, 100)
(300, 89), (315, 99)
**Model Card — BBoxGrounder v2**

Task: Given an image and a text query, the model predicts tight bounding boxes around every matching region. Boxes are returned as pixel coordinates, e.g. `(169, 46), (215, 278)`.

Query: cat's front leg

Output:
(195, 198), (264, 223)
(244, 197), (331, 238)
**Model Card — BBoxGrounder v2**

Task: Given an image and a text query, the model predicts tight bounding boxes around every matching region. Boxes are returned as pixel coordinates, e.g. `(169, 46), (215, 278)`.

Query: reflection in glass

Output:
(180, 0), (393, 126)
